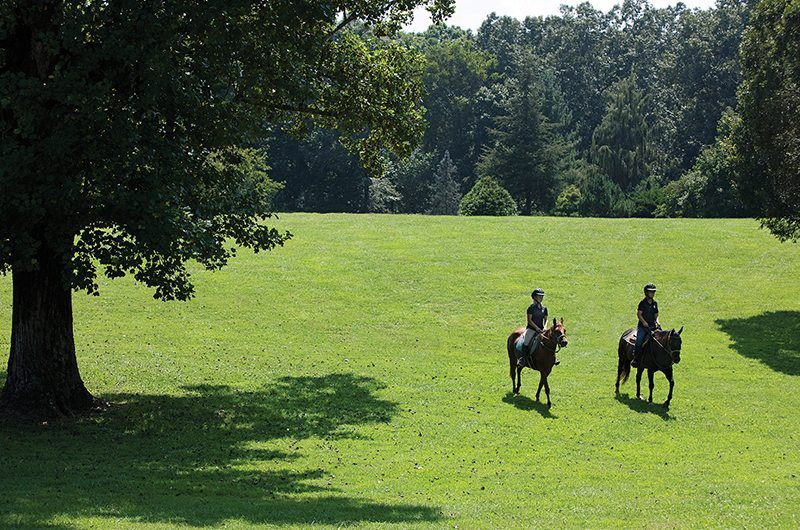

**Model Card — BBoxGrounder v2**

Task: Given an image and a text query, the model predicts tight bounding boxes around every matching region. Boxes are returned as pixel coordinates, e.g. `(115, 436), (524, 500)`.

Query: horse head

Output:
(551, 317), (568, 348)
(668, 326), (683, 364)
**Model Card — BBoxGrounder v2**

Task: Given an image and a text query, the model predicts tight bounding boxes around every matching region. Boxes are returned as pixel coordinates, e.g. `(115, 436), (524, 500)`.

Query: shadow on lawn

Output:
(0, 373), (442, 528)
(614, 393), (674, 421)
(502, 392), (556, 418)
(716, 311), (800, 376)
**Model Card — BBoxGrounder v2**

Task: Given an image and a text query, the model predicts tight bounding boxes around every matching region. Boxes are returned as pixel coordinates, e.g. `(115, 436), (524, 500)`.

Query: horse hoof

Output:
(547, 402), (552, 409)
(663, 402), (670, 409)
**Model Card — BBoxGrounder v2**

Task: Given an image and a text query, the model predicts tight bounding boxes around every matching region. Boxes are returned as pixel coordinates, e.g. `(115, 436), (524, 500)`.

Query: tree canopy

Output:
(733, 0), (800, 240)
(0, 0), (454, 415)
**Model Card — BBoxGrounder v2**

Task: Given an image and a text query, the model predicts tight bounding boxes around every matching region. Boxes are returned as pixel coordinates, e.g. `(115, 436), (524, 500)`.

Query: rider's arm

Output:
(637, 309), (649, 327)
(655, 312), (660, 328)
(527, 313), (543, 333)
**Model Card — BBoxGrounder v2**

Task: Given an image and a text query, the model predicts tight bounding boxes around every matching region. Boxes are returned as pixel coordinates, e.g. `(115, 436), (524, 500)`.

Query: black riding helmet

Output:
(531, 288), (545, 298)
(644, 283), (657, 293)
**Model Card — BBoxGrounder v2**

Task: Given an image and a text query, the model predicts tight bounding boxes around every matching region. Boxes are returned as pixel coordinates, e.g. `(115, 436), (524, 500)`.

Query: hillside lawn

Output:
(1, 214), (799, 529)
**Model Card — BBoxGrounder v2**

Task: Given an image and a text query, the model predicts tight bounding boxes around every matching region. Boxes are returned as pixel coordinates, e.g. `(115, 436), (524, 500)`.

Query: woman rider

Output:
(518, 288), (559, 367)
(632, 283), (660, 367)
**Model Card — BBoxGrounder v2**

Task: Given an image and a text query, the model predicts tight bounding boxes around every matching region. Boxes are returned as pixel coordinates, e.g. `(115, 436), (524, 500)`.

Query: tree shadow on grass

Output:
(0, 373), (442, 528)
(614, 392), (674, 421)
(716, 311), (800, 376)
(502, 392), (557, 418)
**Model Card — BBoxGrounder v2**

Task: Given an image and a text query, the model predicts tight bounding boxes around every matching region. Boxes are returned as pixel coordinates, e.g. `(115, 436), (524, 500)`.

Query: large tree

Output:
(733, 0), (800, 241)
(591, 71), (651, 191)
(477, 50), (572, 215)
(0, 0), (453, 416)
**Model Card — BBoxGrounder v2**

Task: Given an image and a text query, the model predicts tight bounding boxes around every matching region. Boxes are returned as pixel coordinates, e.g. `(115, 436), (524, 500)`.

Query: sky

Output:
(405, 0), (719, 32)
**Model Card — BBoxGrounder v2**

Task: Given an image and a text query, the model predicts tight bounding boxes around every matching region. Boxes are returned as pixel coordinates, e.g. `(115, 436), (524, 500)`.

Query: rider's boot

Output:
(554, 355), (561, 366)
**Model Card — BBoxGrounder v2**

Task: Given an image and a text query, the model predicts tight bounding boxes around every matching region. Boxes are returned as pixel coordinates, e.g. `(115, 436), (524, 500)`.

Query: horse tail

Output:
(618, 331), (633, 385)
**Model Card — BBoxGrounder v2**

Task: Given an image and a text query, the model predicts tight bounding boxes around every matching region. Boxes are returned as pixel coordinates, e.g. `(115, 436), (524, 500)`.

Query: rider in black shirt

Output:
(632, 283), (660, 367)
(519, 288), (560, 367)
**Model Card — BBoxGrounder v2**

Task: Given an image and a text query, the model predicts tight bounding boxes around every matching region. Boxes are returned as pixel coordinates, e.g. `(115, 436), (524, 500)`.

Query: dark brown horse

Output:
(507, 318), (569, 408)
(616, 327), (683, 408)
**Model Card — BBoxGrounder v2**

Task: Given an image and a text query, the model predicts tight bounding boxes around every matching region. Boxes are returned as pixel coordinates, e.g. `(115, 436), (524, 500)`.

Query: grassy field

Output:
(1, 214), (799, 529)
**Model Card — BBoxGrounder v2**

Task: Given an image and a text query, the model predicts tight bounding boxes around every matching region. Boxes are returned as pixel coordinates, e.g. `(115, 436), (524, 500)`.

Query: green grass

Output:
(1, 214), (799, 529)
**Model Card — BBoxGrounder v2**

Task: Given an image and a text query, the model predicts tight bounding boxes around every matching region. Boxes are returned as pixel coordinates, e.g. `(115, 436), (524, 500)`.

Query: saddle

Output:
(623, 329), (651, 347)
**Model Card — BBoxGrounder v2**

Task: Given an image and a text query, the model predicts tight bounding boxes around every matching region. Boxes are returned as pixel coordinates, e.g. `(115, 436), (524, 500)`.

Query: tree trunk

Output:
(1, 242), (94, 418)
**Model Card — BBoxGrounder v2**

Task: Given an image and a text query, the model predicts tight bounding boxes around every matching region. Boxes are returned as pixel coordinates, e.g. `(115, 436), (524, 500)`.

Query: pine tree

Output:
(591, 72), (651, 191)
(427, 151), (462, 215)
(476, 50), (573, 215)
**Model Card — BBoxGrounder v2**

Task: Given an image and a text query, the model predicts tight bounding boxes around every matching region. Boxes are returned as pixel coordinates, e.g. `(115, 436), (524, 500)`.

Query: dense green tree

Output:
(553, 185), (583, 217)
(427, 151), (462, 215)
(477, 51), (573, 214)
(267, 130), (369, 212)
(368, 176), (403, 213)
(0, 0), (454, 416)
(733, 0), (800, 241)
(658, 109), (748, 218)
(591, 72), (651, 191)
(668, 0), (752, 171)
(385, 148), (439, 213)
(420, 35), (494, 181)
(579, 166), (632, 217)
(459, 176), (518, 216)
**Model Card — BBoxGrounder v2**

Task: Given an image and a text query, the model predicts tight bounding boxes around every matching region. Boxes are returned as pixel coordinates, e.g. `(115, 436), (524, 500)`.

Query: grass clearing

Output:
(1, 214), (799, 528)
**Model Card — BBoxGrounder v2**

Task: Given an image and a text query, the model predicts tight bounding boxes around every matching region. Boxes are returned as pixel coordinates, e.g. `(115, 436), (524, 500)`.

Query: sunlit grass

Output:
(1, 214), (798, 528)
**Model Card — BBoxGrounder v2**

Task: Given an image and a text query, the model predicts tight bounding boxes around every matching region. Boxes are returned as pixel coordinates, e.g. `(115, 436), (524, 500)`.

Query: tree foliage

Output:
(733, 0), (800, 240)
(591, 72), (651, 192)
(459, 176), (518, 216)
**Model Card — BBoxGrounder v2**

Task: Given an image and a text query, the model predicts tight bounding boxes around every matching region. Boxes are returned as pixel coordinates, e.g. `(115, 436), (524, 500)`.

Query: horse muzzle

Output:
(560, 339), (569, 348)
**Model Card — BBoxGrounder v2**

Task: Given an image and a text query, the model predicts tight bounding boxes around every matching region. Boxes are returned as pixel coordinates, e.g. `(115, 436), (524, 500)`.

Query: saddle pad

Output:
(623, 330), (637, 345)
(515, 336), (525, 353)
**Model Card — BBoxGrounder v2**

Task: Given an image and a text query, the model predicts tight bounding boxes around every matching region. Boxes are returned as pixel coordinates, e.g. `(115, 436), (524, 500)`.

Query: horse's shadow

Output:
(614, 392), (674, 421)
(502, 392), (557, 418)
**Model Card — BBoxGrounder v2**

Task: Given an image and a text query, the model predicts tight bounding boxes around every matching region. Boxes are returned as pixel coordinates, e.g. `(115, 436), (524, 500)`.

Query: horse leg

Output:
(536, 373), (544, 402)
(515, 365), (522, 395)
(543, 376), (551, 409)
(616, 355), (625, 394)
(647, 369), (655, 403)
(664, 369), (674, 409)
(509, 352), (516, 393)
(635, 367), (644, 399)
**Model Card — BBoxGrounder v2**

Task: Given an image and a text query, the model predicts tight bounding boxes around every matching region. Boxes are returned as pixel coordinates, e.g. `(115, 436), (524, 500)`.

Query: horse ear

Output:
(560, 317), (564, 324)
(677, 326), (684, 335)
(552, 317), (557, 327)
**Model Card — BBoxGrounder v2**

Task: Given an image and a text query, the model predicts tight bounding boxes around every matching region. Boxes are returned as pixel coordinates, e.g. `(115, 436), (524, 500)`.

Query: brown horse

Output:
(616, 326), (683, 408)
(506, 318), (569, 408)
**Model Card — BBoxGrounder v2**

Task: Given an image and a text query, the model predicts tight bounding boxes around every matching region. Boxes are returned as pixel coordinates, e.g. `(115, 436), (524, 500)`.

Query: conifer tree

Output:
(591, 72), (651, 191)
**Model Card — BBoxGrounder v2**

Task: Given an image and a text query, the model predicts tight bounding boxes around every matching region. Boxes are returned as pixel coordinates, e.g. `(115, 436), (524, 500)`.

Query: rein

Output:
(537, 330), (563, 355)
(648, 330), (679, 371)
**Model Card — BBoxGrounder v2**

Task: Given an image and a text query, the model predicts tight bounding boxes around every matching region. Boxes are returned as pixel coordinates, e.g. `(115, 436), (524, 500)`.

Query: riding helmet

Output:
(644, 283), (657, 292)
(531, 288), (545, 298)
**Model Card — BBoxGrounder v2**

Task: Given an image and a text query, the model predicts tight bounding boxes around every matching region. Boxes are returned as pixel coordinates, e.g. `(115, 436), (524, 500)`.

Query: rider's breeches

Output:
(523, 328), (537, 345)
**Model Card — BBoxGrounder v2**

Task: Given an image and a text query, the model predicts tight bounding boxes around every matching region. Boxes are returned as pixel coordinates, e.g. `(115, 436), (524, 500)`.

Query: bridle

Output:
(538, 327), (566, 354)
(649, 330), (681, 370)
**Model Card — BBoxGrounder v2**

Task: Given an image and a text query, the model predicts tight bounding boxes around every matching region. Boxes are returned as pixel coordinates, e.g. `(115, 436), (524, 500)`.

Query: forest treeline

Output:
(266, 0), (757, 218)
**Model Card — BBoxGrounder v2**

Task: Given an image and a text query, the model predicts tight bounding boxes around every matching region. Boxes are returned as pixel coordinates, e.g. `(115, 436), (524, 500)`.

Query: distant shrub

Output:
(553, 185), (582, 217)
(459, 176), (518, 216)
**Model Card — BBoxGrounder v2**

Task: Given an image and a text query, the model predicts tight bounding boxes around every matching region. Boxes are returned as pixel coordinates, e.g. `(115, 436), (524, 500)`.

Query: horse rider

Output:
(518, 288), (560, 368)
(632, 283), (660, 368)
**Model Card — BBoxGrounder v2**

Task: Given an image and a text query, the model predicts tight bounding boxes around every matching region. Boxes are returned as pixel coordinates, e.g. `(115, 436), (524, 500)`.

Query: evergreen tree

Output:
(591, 71), (652, 191)
(476, 50), (573, 215)
(427, 151), (462, 215)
